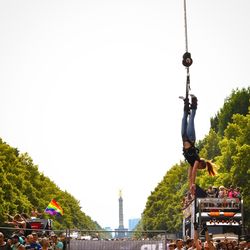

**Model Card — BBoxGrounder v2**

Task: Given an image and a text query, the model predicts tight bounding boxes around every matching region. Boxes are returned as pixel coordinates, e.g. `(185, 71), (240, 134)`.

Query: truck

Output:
(182, 186), (244, 242)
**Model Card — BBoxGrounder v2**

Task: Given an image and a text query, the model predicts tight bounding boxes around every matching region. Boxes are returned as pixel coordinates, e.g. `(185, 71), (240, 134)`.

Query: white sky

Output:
(0, 0), (249, 230)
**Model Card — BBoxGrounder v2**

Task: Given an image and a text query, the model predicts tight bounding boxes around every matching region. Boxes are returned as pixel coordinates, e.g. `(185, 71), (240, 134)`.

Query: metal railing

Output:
(198, 198), (241, 211)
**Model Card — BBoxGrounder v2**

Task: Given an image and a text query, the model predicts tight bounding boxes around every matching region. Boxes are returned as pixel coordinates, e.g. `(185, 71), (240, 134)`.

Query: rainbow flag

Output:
(45, 199), (64, 216)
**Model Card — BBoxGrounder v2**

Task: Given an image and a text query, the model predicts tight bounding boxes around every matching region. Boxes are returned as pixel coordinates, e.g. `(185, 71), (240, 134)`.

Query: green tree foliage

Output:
(141, 88), (250, 233)
(198, 129), (221, 161)
(210, 87), (250, 136)
(141, 162), (188, 232)
(0, 139), (99, 230)
(215, 111), (250, 226)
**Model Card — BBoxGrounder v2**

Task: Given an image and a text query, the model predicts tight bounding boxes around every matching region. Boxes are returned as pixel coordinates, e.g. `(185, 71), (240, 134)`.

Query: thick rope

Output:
(183, 0), (189, 53)
(183, 0), (190, 99)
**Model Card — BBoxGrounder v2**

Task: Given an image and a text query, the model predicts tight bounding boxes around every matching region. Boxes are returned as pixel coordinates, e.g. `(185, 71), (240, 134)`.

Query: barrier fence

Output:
(69, 238), (165, 250)
(67, 230), (171, 250)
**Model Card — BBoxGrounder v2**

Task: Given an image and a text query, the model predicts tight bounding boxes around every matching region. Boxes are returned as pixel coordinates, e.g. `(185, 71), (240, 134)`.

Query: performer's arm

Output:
(190, 160), (199, 195)
(191, 160), (199, 185)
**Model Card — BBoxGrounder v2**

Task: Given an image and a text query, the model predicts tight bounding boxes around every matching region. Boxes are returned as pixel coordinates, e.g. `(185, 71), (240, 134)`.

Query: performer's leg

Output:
(181, 99), (190, 141)
(181, 111), (189, 141)
(187, 95), (198, 143)
(187, 109), (196, 143)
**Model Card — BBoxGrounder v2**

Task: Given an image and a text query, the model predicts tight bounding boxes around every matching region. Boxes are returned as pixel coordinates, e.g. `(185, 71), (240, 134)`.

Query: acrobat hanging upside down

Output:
(181, 95), (217, 196)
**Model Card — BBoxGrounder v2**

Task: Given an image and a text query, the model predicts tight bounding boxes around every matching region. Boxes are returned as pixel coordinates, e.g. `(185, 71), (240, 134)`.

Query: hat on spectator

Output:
(50, 232), (57, 237)
(11, 234), (19, 239)
(168, 243), (175, 248)
(219, 186), (225, 190)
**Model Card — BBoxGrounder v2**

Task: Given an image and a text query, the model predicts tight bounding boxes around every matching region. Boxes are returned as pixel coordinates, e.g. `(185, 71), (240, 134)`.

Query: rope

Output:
(183, 0), (191, 99)
(186, 71), (190, 100)
(183, 0), (189, 53)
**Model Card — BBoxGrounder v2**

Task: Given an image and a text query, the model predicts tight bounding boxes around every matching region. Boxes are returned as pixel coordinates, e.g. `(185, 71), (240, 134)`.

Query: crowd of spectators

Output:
(182, 185), (242, 209)
(1, 229), (249, 250)
(168, 238), (249, 250)
(4, 213), (33, 237)
(2, 210), (65, 250)
(0, 231), (66, 250)
(167, 223), (249, 250)
(206, 186), (241, 200)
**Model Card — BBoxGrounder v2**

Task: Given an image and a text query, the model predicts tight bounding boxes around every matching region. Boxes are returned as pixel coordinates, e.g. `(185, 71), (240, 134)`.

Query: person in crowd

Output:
(238, 241), (247, 250)
(226, 242), (234, 250)
(25, 234), (41, 250)
(206, 186), (217, 198)
(175, 239), (184, 250)
(168, 243), (176, 250)
(206, 185), (217, 207)
(50, 234), (63, 250)
(5, 214), (28, 237)
(24, 234), (32, 249)
(10, 234), (25, 250)
(19, 214), (32, 237)
(246, 240), (250, 250)
(181, 95), (217, 196)
(193, 223), (202, 250)
(217, 241), (227, 250)
(31, 233), (39, 244)
(58, 234), (67, 250)
(0, 232), (11, 250)
(204, 241), (210, 250)
(9, 233), (24, 246)
(231, 240), (238, 250)
(203, 223), (215, 250)
(185, 238), (194, 250)
(218, 186), (226, 198)
(39, 238), (50, 250)
(224, 188), (229, 197)
(234, 187), (241, 200)
(30, 209), (42, 220)
(212, 186), (218, 198)
(228, 186), (236, 199)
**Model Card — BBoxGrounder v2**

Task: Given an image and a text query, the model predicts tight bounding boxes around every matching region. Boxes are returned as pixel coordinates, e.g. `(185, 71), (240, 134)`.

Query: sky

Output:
(0, 0), (249, 230)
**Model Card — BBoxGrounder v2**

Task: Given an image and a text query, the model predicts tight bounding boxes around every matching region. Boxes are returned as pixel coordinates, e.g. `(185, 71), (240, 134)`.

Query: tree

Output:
(0, 139), (100, 230)
(141, 162), (188, 233)
(215, 111), (250, 226)
(210, 87), (250, 136)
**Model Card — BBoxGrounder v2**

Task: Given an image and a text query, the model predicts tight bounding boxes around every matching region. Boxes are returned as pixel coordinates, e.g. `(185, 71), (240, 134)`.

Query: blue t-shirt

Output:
(55, 241), (63, 250)
(29, 243), (41, 250)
